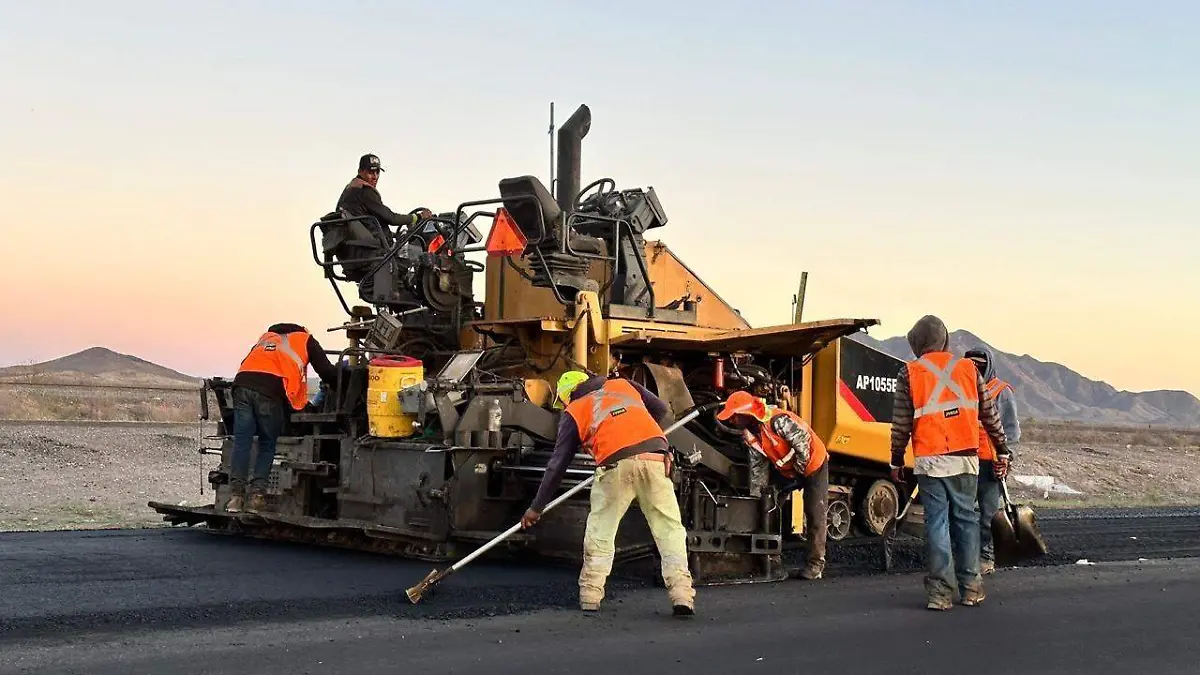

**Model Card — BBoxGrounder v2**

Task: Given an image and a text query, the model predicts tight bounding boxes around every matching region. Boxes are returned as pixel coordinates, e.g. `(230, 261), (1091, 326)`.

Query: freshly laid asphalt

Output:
(3, 508), (1199, 674)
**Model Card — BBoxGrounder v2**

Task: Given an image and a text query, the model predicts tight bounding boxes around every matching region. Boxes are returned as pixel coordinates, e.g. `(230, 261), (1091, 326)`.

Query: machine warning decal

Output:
(838, 338), (905, 424)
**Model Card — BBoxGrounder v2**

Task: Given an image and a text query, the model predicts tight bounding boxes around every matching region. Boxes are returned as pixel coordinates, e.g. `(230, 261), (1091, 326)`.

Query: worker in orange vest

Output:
(966, 346), (1020, 574)
(521, 371), (696, 617)
(888, 315), (1011, 611)
(717, 390), (830, 580)
(227, 324), (339, 514)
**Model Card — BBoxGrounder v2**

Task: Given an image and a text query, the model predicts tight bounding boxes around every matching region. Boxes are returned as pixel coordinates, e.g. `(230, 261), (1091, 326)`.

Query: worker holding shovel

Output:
(520, 371), (697, 617)
(888, 316), (1012, 611)
(965, 347), (1020, 574)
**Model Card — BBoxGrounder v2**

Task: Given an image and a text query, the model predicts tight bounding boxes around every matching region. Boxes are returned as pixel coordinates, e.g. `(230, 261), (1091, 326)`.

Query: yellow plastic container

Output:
(366, 356), (424, 437)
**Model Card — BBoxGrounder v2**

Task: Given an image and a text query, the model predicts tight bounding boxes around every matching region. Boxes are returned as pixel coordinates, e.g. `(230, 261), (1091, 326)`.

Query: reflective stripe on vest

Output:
(908, 353), (981, 457)
(237, 331), (311, 411)
(912, 356), (978, 419)
(565, 379), (666, 465)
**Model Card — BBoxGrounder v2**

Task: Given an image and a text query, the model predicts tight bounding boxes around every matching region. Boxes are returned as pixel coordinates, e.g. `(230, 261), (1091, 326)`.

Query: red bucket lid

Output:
(369, 355), (422, 368)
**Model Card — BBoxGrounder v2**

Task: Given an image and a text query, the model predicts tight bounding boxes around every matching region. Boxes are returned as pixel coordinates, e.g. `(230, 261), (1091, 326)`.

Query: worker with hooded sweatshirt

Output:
(521, 371), (696, 617)
(965, 346), (1020, 575)
(888, 315), (1011, 610)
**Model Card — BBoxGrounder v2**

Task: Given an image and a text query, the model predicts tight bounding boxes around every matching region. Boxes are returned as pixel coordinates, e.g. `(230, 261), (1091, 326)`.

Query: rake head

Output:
(405, 568), (447, 604)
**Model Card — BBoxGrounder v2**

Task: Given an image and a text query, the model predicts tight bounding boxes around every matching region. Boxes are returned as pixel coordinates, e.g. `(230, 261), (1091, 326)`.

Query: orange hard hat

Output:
(716, 390), (768, 422)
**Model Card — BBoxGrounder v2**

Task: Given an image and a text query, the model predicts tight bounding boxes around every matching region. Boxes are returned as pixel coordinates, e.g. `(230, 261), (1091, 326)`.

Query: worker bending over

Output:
(521, 371), (696, 617)
(889, 315), (1011, 610)
(717, 391), (830, 580)
(965, 346), (1020, 575)
(337, 153), (432, 232)
(226, 324), (339, 513)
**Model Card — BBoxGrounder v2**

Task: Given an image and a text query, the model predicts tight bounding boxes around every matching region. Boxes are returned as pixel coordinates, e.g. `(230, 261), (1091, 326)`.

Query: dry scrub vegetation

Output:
(0, 383), (201, 423)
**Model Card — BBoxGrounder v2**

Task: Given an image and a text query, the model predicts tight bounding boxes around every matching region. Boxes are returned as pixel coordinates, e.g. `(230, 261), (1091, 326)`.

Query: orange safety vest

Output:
(752, 409), (829, 479)
(907, 352), (981, 457)
(564, 378), (666, 465)
(978, 377), (1011, 461)
(237, 330), (312, 411)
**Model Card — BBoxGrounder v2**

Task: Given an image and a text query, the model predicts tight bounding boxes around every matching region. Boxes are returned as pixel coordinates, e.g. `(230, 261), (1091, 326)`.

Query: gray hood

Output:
(906, 315), (949, 357)
(964, 345), (997, 381)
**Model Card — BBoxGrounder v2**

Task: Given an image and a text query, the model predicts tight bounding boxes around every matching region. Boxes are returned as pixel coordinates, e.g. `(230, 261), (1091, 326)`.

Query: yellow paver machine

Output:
(150, 104), (914, 585)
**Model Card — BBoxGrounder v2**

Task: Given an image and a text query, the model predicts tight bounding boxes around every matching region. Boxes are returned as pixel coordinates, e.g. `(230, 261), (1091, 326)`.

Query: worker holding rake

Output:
(521, 370), (697, 617)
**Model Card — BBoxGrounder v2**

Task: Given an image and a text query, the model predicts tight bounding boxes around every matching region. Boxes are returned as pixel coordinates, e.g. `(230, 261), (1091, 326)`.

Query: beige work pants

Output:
(579, 456), (695, 607)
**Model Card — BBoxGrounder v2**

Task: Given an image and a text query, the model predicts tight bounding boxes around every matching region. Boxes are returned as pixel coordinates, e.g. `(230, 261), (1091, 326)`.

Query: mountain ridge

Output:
(850, 330), (1200, 428)
(0, 347), (199, 387)
(4, 341), (1198, 427)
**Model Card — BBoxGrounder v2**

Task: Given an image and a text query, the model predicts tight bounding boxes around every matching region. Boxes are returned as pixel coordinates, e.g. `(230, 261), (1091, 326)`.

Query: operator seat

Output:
(316, 210), (395, 283)
(497, 175), (605, 256)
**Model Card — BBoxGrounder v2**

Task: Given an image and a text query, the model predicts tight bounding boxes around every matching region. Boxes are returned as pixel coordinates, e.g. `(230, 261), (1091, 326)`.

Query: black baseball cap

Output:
(358, 154), (385, 172)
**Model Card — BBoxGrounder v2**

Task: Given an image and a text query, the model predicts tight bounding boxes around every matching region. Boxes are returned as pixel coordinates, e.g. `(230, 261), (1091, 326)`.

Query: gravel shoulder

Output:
(0, 421), (218, 531)
(1016, 421), (1200, 508)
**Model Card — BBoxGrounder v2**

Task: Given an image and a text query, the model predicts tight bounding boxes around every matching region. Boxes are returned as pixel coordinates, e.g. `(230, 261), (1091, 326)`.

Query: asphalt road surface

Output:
(3, 509), (1199, 674)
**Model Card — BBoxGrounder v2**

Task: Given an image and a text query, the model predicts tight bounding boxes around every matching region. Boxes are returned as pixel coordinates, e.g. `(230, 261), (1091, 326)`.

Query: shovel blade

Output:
(991, 503), (1049, 567)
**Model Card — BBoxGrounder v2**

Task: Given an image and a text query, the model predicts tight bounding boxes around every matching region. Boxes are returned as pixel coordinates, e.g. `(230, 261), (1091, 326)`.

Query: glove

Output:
(890, 465), (906, 485)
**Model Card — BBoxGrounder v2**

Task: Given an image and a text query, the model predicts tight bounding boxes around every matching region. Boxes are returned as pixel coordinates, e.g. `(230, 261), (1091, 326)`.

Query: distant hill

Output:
(851, 330), (1200, 428)
(0, 347), (199, 388)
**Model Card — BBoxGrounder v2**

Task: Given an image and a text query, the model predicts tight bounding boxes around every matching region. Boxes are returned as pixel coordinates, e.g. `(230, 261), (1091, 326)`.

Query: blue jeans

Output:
(228, 386), (286, 495)
(917, 473), (982, 601)
(977, 461), (1003, 564)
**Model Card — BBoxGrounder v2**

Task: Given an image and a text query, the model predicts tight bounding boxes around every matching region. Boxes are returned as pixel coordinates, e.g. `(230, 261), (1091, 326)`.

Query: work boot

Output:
(580, 601), (600, 612)
(672, 600), (695, 618)
(247, 493), (268, 513)
(981, 559), (995, 575)
(799, 563), (824, 580)
(961, 587), (987, 607)
(926, 596), (953, 611)
(225, 495), (244, 513)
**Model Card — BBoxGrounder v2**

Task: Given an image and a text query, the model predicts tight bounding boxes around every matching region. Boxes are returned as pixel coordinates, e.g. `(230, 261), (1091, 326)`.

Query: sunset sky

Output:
(1, 1), (1196, 395)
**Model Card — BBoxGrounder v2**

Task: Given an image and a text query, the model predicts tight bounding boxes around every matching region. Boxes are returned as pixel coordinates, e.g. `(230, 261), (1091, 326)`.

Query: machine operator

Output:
(521, 370), (697, 618)
(225, 324), (339, 514)
(336, 153), (432, 233)
(717, 391), (830, 581)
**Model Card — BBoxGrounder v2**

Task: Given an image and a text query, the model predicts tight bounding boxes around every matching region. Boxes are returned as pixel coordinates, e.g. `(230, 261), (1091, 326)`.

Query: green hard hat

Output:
(555, 370), (590, 408)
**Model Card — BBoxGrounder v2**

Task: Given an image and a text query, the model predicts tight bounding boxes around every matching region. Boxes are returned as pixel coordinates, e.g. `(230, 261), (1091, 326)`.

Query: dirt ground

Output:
(1016, 421), (1200, 508)
(0, 421), (219, 531)
(1, 419), (1198, 532)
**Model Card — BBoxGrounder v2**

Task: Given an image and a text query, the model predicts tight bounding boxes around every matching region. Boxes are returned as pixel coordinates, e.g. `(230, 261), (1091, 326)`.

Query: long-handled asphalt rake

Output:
(405, 403), (717, 604)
